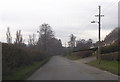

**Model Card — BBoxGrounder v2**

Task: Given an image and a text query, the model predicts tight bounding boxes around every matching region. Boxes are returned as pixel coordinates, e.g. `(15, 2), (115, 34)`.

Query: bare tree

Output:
(28, 33), (36, 46)
(36, 23), (63, 55)
(28, 35), (32, 46)
(6, 27), (12, 44)
(15, 30), (24, 44)
(37, 23), (54, 51)
(86, 39), (93, 48)
(76, 38), (93, 50)
(68, 34), (76, 49)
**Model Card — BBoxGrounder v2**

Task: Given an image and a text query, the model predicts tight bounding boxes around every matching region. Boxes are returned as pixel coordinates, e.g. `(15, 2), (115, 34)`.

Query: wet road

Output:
(28, 56), (118, 80)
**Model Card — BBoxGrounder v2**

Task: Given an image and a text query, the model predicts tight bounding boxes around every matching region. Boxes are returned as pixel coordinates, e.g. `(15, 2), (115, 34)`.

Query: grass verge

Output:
(87, 60), (120, 75)
(65, 55), (82, 60)
(4, 57), (51, 80)
(63, 51), (81, 60)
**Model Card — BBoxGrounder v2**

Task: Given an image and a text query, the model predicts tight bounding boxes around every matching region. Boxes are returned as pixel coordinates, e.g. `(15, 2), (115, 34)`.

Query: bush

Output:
(2, 43), (47, 77)
(101, 52), (120, 61)
(72, 50), (93, 58)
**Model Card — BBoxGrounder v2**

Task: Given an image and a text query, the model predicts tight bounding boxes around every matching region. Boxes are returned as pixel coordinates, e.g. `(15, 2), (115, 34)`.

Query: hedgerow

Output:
(2, 43), (47, 78)
(72, 50), (93, 58)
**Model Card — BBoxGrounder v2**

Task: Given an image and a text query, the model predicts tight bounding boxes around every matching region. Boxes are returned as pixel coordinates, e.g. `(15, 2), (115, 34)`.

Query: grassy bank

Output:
(65, 55), (81, 60)
(3, 57), (51, 80)
(87, 60), (119, 75)
(64, 50), (93, 60)
(64, 51), (81, 60)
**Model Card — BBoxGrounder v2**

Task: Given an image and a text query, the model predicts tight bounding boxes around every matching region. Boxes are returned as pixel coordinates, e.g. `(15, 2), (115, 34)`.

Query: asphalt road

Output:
(28, 56), (118, 80)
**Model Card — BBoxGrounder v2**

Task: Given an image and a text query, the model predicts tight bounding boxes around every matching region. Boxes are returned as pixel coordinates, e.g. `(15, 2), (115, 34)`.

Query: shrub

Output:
(101, 52), (120, 61)
(72, 50), (93, 58)
(2, 43), (47, 77)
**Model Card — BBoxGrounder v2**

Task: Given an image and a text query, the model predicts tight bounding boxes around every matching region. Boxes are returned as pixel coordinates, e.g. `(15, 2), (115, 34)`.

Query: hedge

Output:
(2, 43), (47, 78)
(72, 50), (93, 58)
(101, 42), (119, 54)
(101, 52), (120, 61)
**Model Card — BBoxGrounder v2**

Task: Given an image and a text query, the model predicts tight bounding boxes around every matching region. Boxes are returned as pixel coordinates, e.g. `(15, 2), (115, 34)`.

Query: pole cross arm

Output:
(95, 15), (104, 17)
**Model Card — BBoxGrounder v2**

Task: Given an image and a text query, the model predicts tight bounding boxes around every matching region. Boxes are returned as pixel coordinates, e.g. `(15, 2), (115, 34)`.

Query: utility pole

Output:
(91, 5), (104, 64)
(98, 6), (101, 64)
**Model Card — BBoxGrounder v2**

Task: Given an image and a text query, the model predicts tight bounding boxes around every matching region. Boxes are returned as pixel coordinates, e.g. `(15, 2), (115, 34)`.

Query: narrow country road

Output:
(28, 56), (118, 80)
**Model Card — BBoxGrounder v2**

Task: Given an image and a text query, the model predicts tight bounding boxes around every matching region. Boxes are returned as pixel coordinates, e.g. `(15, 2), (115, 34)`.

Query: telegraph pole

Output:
(91, 5), (104, 64)
(99, 6), (101, 42)
(98, 6), (101, 64)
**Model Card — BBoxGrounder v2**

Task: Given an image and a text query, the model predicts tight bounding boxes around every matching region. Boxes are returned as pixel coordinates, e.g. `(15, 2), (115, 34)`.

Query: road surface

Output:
(28, 56), (118, 80)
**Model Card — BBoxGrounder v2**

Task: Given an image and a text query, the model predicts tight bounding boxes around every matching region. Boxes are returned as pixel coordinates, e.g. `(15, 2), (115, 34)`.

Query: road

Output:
(28, 56), (118, 80)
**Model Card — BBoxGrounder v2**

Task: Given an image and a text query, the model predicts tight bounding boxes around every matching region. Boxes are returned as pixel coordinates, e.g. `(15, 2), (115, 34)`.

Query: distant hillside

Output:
(104, 27), (120, 44)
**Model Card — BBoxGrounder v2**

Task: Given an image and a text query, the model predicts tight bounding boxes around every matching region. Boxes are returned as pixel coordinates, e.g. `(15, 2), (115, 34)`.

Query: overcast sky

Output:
(0, 0), (119, 46)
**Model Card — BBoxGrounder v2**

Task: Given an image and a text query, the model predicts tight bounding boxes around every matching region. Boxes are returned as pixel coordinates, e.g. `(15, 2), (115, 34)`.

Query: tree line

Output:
(3, 23), (65, 79)
(6, 23), (64, 55)
(68, 34), (93, 51)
